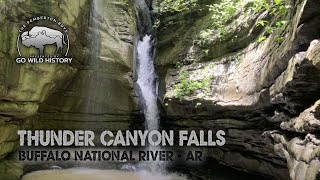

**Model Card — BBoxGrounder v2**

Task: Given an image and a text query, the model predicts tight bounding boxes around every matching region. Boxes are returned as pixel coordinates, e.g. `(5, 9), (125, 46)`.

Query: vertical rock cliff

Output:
(154, 0), (320, 179)
(0, 0), (141, 179)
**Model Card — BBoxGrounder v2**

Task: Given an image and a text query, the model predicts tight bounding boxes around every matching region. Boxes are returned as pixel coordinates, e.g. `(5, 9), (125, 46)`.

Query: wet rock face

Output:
(155, 0), (320, 179)
(35, 0), (141, 131)
(0, 0), (140, 178)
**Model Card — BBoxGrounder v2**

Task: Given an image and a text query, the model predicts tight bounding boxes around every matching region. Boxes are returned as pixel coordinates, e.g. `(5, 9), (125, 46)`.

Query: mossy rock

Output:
(0, 159), (23, 180)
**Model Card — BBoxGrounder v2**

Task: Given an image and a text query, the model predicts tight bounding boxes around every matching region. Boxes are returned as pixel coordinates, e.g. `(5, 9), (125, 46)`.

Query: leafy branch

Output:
(256, 0), (290, 43)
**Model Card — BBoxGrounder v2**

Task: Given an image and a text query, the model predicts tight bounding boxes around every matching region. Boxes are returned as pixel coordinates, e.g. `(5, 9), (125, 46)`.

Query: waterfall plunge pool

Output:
(21, 160), (271, 180)
(22, 168), (187, 180)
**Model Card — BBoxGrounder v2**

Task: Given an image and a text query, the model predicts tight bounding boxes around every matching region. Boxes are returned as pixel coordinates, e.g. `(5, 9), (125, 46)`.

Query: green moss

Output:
(0, 142), (17, 159)
(174, 72), (211, 100)
(0, 159), (23, 180)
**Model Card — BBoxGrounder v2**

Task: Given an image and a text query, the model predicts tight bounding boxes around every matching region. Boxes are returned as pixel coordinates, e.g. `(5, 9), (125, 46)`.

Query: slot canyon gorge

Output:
(0, 0), (319, 179)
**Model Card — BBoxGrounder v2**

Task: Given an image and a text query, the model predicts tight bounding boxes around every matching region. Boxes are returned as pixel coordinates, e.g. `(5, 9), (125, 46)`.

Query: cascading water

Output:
(134, 1), (182, 177)
(137, 35), (159, 132)
(136, 35), (165, 174)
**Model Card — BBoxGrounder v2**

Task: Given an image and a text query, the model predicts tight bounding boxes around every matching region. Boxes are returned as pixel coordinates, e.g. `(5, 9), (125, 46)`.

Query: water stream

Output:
(133, 0), (168, 175)
(21, 1), (185, 179)
(136, 35), (165, 174)
(137, 35), (159, 132)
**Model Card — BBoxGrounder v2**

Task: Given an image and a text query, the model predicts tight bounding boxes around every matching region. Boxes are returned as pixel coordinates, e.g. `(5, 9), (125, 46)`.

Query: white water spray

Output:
(136, 35), (166, 174)
(137, 35), (159, 131)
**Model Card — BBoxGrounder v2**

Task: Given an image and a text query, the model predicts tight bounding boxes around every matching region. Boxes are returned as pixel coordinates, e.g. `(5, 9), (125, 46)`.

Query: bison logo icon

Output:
(16, 16), (70, 58)
(15, 16), (72, 64)
(21, 26), (66, 55)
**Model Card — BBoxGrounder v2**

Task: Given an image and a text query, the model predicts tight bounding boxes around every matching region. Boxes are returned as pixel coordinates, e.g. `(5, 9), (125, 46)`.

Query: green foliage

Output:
(198, 0), (270, 45)
(254, 0), (289, 43)
(208, 0), (238, 30)
(258, 36), (267, 42)
(265, 25), (274, 34)
(257, 20), (268, 27)
(174, 72), (210, 100)
(276, 20), (287, 29)
(196, 0), (290, 46)
(153, 19), (161, 29)
(277, 37), (285, 43)
(197, 0), (241, 45)
(274, 0), (282, 6)
(159, 0), (198, 12)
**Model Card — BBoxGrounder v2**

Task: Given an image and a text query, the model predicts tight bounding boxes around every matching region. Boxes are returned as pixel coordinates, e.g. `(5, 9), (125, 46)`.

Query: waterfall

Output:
(136, 34), (168, 176)
(137, 35), (159, 131)
(134, 0), (166, 174)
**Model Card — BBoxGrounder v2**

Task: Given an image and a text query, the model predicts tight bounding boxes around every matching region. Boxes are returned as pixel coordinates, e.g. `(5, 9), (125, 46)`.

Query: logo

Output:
(16, 16), (72, 64)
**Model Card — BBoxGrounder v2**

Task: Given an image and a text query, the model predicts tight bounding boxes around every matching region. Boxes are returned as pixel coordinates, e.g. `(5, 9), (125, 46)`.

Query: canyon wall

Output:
(0, 0), (140, 179)
(154, 0), (320, 179)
